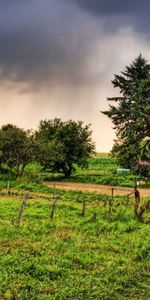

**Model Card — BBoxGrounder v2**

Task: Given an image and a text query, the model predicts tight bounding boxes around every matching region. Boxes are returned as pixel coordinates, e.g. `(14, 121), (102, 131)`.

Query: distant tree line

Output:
(102, 54), (150, 173)
(0, 119), (95, 178)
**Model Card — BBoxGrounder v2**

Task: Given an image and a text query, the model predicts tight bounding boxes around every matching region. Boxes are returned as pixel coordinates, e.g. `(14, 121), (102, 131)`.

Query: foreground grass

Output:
(0, 187), (150, 299)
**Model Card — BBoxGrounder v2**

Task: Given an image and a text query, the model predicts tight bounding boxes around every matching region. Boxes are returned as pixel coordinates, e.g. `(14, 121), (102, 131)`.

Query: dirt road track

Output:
(46, 181), (150, 197)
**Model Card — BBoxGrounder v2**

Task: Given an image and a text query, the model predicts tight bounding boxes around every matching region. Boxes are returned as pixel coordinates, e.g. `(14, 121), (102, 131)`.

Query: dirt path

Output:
(46, 181), (150, 197)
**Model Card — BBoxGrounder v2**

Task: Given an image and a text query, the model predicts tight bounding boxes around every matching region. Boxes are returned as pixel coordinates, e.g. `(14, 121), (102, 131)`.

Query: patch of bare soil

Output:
(46, 181), (150, 197)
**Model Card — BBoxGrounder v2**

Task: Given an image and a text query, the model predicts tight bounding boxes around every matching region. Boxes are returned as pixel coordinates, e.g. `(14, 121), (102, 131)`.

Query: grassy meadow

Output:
(22, 153), (138, 187)
(0, 185), (150, 299)
(0, 154), (150, 299)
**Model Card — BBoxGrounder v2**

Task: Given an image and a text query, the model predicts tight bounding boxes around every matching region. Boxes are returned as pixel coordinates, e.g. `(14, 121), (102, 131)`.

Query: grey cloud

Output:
(0, 0), (97, 88)
(0, 27), (66, 85)
(1, 1), (150, 152)
(69, 0), (150, 15)
(0, 0), (150, 89)
(69, 0), (150, 35)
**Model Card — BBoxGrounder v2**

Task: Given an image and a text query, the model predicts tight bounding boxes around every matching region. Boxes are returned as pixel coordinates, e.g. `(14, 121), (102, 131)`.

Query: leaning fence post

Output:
(93, 212), (97, 222)
(16, 194), (28, 226)
(50, 183), (58, 220)
(134, 187), (144, 221)
(81, 200), (86, 217)
(50, 199), (57, 220)
(108, 188), (114, 213)
(111, 187), (114, 201)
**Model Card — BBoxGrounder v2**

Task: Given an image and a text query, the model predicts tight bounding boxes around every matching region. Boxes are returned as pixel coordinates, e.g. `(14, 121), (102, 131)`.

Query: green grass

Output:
(31, 154), (138, 187)
(0, 188), (150, 299)
(0, 154), (150, 299)
(2, 153), (144, 188)
(88, 153), (118, 171)
(1, 153), (149, 188)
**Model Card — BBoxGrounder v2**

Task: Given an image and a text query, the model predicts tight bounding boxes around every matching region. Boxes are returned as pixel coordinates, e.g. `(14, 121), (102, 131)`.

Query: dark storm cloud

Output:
(69, 0), (150, 35)
(0, 0), (94, 87)
(69, 0), (150, 15)
(1, 0), (150, 151)
(0, 0), (150, 88)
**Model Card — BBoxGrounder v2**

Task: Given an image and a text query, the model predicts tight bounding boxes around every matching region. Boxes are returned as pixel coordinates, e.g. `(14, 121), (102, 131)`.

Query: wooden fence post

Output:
(134, 187), (144, 221)
(108, 188), (114, 213)
(16, 194), (28, 226)
(50, 183), (58, 220)
(50, 199), (57, 220)
(81, 200), (86, 217)
(111, 187), (114, 201)
(93, 212), (97, 222)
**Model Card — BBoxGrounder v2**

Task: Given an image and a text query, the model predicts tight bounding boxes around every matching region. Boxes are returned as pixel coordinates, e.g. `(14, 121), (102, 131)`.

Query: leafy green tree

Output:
(35, 118), (95, 177)
(102, 55), (150, 167)
(0, 124), (34, 177)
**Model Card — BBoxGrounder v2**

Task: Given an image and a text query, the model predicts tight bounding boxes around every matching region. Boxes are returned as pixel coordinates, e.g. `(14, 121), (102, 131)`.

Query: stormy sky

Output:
(0, 0), (150, 150)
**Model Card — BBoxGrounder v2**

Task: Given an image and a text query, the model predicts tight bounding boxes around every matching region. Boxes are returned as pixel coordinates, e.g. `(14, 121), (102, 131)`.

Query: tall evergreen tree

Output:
(102, 55), (150, 166)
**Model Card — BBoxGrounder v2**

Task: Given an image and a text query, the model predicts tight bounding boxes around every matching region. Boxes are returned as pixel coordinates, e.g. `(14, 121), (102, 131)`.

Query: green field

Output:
(0, 154), (150, 299)
(68, 154), (134, 186)
(0, 185), (150, 299)
(22, 153), (139, 188)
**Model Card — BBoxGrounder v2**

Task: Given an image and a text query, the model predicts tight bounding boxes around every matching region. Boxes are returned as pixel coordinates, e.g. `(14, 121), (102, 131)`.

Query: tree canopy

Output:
(0, 119), (95, 178)
(35, 118), (95, 177)
(102, 54), (150, 167)
(0, 124), (34, 177)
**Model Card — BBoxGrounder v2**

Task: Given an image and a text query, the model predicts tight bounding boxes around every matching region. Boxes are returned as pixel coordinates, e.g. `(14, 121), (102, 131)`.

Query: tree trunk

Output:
(63, 165), (72, 178)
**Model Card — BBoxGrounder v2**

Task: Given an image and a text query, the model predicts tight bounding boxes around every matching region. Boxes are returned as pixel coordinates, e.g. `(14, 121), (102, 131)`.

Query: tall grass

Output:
(0, 189), (150, 299)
